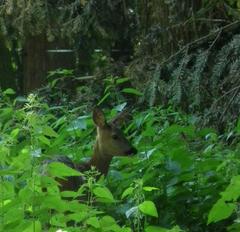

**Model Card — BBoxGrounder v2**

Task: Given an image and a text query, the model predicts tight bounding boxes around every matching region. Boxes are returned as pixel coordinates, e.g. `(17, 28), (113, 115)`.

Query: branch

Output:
(160, 21), (240, 66)
(75, 75), (95, 80)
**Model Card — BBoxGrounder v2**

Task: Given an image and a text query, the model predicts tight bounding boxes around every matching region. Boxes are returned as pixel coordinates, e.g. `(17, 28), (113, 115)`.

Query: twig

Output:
(75, 75), (95, 80)
(194, 18), (230, 23)
(208, 29), (222, 51)
(212, 84), (240, 105)
(160, 21), (240, 66)
(219, 88), (240, 123)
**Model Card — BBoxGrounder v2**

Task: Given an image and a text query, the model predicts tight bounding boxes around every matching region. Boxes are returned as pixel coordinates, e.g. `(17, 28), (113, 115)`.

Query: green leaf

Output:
(38, 135), (51, 146)
(221, 175), (240, 201)
(114, 102), (127, 112)
(3, 88), (16, 95)
(42, 195), (69, 212)
(117, 228), (132, 232)
(121, 187), (134, 199)
(10, 128), (20, 138)
(145, 226), (169, 232)
(122, 88), (143, 96)
(43, 126), (58, 137)
(0, 169), (20, 176)
(0, 107), (14, 121)
(143, 187), (159, 192)
(236, 118), (240, 134)
(48, 162), (81, 177)
(98, 92), (111, 105)
(4, 207), (24, 224)
(68, 116), (88, 131)
(23, 221), (42, 232)
(19, 187), (33, 202)
(93, 187), (115, 202)
(11, 149), (31, 170)
(208, 199), (235, 224)
(170, 148), (193, 170)
(208, 176), (240, 224)
(86, 217), (100, 229)
(61, 191), (79, 198)
(116, 77), (130, 84)
(138, 201), (158, 217)
(40, 176), (59, 189)
(50, 213), (66, 227)
(145, 225), (182, 232)
(205, 132), (218, 142)
(99, 216), (118, 230)
(67, 212), (88, 223)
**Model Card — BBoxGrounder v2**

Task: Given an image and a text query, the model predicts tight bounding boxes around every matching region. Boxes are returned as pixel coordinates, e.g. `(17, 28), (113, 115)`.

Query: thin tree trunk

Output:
(23, 34), (47, 93)
(138, 0), (203, 59)
(0, 34), (16, 90)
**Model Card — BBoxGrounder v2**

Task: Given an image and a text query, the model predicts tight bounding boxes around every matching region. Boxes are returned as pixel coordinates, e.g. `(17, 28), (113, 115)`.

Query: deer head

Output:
(92, 107), (137, 159)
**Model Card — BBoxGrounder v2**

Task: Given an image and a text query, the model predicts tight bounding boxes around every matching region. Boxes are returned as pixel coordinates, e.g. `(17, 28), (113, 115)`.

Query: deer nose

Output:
(126, 147), (137, 155)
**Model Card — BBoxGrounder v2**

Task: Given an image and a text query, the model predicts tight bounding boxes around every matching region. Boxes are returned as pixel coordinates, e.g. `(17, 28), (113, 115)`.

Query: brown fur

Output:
(46, 108), (137, 192)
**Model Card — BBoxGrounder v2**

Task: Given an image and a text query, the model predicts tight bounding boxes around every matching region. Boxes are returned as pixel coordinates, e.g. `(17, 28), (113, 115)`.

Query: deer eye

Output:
(112, 134), (118, 140)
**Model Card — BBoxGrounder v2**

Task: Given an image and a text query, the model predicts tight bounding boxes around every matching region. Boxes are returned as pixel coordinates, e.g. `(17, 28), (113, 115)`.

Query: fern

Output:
(170, 49), (191, 105)
(211, 34), (240, 95)
(148, 64), (161, 107)
(190, 50), (209, 110)
(229, 58), (240, 77)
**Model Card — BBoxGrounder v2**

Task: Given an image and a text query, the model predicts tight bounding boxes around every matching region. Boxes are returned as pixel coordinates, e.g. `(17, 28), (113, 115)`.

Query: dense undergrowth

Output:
(1, 88), (240, 232)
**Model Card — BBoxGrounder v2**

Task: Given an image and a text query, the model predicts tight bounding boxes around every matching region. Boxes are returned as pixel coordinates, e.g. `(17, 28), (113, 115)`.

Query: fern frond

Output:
(148, 64), (161, 107)
(190, 50), (209, 109)
(211, 34), (240, 95)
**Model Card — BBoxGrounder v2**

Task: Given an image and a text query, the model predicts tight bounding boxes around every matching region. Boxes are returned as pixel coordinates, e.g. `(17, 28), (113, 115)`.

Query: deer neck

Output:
(88, 141), (113, 176)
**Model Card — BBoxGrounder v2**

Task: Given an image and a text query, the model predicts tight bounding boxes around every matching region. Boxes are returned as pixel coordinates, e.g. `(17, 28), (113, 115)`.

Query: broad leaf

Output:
(208, 199), (235, 224)
(121, 187), (134, 199)
(143, 187), (159, 192)
(86, 217), (100, 229)
(122, 88), (143, 96)
(138, 201), (158, 217)
(93, 187), (115, 202)
(48, 162), (81, 177)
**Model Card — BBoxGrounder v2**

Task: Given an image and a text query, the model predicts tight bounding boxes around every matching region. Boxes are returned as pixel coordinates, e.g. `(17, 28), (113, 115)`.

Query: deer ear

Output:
(109, 108), (129, 127)
(93, 107), (106, 127)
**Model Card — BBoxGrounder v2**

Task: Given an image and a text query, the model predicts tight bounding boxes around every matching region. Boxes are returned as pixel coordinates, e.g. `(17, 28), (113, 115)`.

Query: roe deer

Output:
(44, 107), (137, 192)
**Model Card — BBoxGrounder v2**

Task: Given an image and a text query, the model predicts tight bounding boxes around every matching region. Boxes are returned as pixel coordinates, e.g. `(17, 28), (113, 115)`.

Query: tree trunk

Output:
(137, 0), (204, 59)
(23, 34), (47, 93)
(0, 34), (16, 90)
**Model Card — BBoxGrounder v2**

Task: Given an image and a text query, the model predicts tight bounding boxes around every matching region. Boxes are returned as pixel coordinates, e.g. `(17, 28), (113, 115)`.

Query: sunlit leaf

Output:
(48, 162), (81, 177)
(43, 126), (58, 137)
(10, 128), (20, 138)
(121, 187), (134, 199)
(122, 88), (143, 96)
(93, 187), (115, 202)
(3, 88), (16, 95)
(23, 220), (42, 232)
(116, 77), (130, 84)
(38, 135), (51, 146)
(208, 199), (235, 224)
(86, 217), (100, 229)
(138, 201), (158, 217)
(143, 186), (159, 192)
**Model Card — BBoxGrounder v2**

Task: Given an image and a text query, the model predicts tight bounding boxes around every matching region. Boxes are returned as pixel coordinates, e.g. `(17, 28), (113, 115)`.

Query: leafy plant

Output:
(1, 91), (240, 231)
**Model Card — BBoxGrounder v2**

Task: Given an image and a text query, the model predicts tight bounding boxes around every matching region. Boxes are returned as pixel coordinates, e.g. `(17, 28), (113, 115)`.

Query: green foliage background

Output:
(1, 86), (240, 231)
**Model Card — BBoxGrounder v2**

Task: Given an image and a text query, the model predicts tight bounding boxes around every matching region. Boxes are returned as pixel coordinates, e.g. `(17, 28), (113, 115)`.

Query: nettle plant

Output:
(0, 91), (160, 232)
(107, 107), (240, 231)
(0, 92), (133, 231)
(1, 89), (240, 232)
